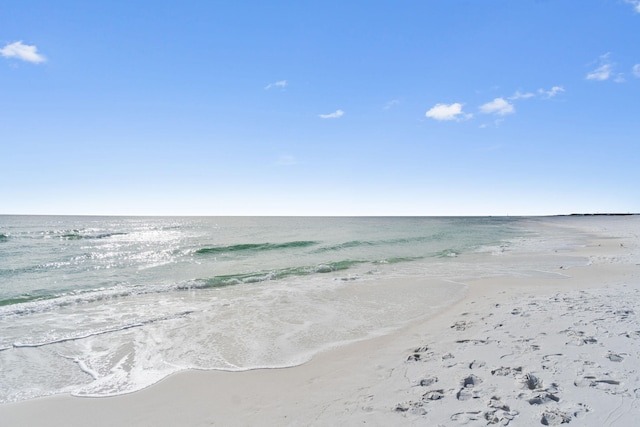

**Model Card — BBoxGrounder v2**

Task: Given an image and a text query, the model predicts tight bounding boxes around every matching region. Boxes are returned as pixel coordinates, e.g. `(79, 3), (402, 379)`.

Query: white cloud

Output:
(0, 41), (46, 63)
(479, 98), (515, 115)
(633, 64), (640, 78)
(587, 64), (613, 81)
(625, 0), (640, 13)
(264, 80), (287, 90)
(509, 90), (535, 100)
(538, 86), (565, 98)
(319, 109), (344, 119)
(425, 103), (470, 121)
(586, 53), (614, 81)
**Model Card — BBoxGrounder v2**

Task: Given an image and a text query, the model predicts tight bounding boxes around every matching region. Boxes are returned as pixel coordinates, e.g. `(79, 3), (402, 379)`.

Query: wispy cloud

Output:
(0, 41), (46, 64)
(586, 64), (613, 81)
(276, 155), (298, 166)
(319, 109), (344, 119)
(264, 80), (287, 90)
(480, 119), (505, 129)
(586, 53), (614, 81)
(625, 0), (640, 13)
(586, 53), (627, 82)
(509, 90), (535, 100)
(538, 86), (565, 98)
(430, 84), (562, 126)
(425, 103), (470, 121)
(384, 99), (400, 110)
(508, 86), (564, 101)
(633, 64), (640, 78)
(479, 98), (515, 116)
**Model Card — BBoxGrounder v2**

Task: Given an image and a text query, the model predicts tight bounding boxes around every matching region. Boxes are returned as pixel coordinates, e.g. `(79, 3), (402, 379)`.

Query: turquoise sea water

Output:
(0, 216), (526, 402)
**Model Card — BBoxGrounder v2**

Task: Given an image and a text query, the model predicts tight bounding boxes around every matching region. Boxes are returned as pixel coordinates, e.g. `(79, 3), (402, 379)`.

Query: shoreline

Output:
(1, 217), (638, 426)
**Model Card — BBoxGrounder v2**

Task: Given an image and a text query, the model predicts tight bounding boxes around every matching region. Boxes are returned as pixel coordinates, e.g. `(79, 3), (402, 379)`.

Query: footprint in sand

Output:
(485, 407), (519, 425)
(542, 353), (563, 362)
(574, 375), (622, 393)
(456, 388), (480, 401)
(562, 329), (598, 345)
(462, 374), (483, 388)
(456, 375), (483, 401)
(406, 345), (433, 361)
(450, 410), (482, 422)
(491, 366), (522, 377)
(540, 409), (571, 425)
(423, 389), (445, 400)
(456, 338), (489, 345)
(469, 360), (486, 369)
(527, 392), (560, 405)
(394, 401), (426, 415)
(418, 376), (438, 387)
(622, 330), (640, 339)
(606, 351), (624, 362)
(574, 375), (597, 388)
(541, 354), (563, 372)
(526, 373), (544, 390)
(614, 308), (635, 320)
(451, 320), (472, 331)
(483, 396), (519, 425)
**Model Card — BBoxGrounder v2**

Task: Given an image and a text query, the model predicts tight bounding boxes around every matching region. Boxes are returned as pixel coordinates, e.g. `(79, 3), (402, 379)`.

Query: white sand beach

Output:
(1, 216), (638, 426)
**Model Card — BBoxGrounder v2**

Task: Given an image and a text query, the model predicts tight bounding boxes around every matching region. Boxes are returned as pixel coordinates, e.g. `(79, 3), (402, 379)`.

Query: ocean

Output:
(0, 215), (568, 403)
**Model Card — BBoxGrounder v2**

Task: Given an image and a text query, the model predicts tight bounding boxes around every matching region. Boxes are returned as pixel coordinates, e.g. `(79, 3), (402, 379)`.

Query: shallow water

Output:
(0, 215), (581, 402)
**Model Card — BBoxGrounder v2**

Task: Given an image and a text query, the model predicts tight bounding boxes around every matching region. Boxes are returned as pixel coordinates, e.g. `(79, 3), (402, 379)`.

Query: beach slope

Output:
(1, 217), (638, 426)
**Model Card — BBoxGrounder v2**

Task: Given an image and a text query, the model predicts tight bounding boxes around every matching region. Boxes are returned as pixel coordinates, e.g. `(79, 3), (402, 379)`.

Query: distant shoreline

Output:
(564, 213), (638, 216)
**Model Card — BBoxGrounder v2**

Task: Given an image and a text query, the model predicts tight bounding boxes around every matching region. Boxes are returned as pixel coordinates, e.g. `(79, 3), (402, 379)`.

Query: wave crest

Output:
(195, 240), (318, 255)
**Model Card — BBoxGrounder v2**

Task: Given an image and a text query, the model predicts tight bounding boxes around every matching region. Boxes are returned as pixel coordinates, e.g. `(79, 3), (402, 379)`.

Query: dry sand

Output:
(1, 216), (639, 426)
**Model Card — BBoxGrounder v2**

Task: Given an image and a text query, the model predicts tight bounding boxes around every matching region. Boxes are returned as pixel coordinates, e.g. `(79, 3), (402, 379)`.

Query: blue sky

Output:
(2, 0), (639, 216)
